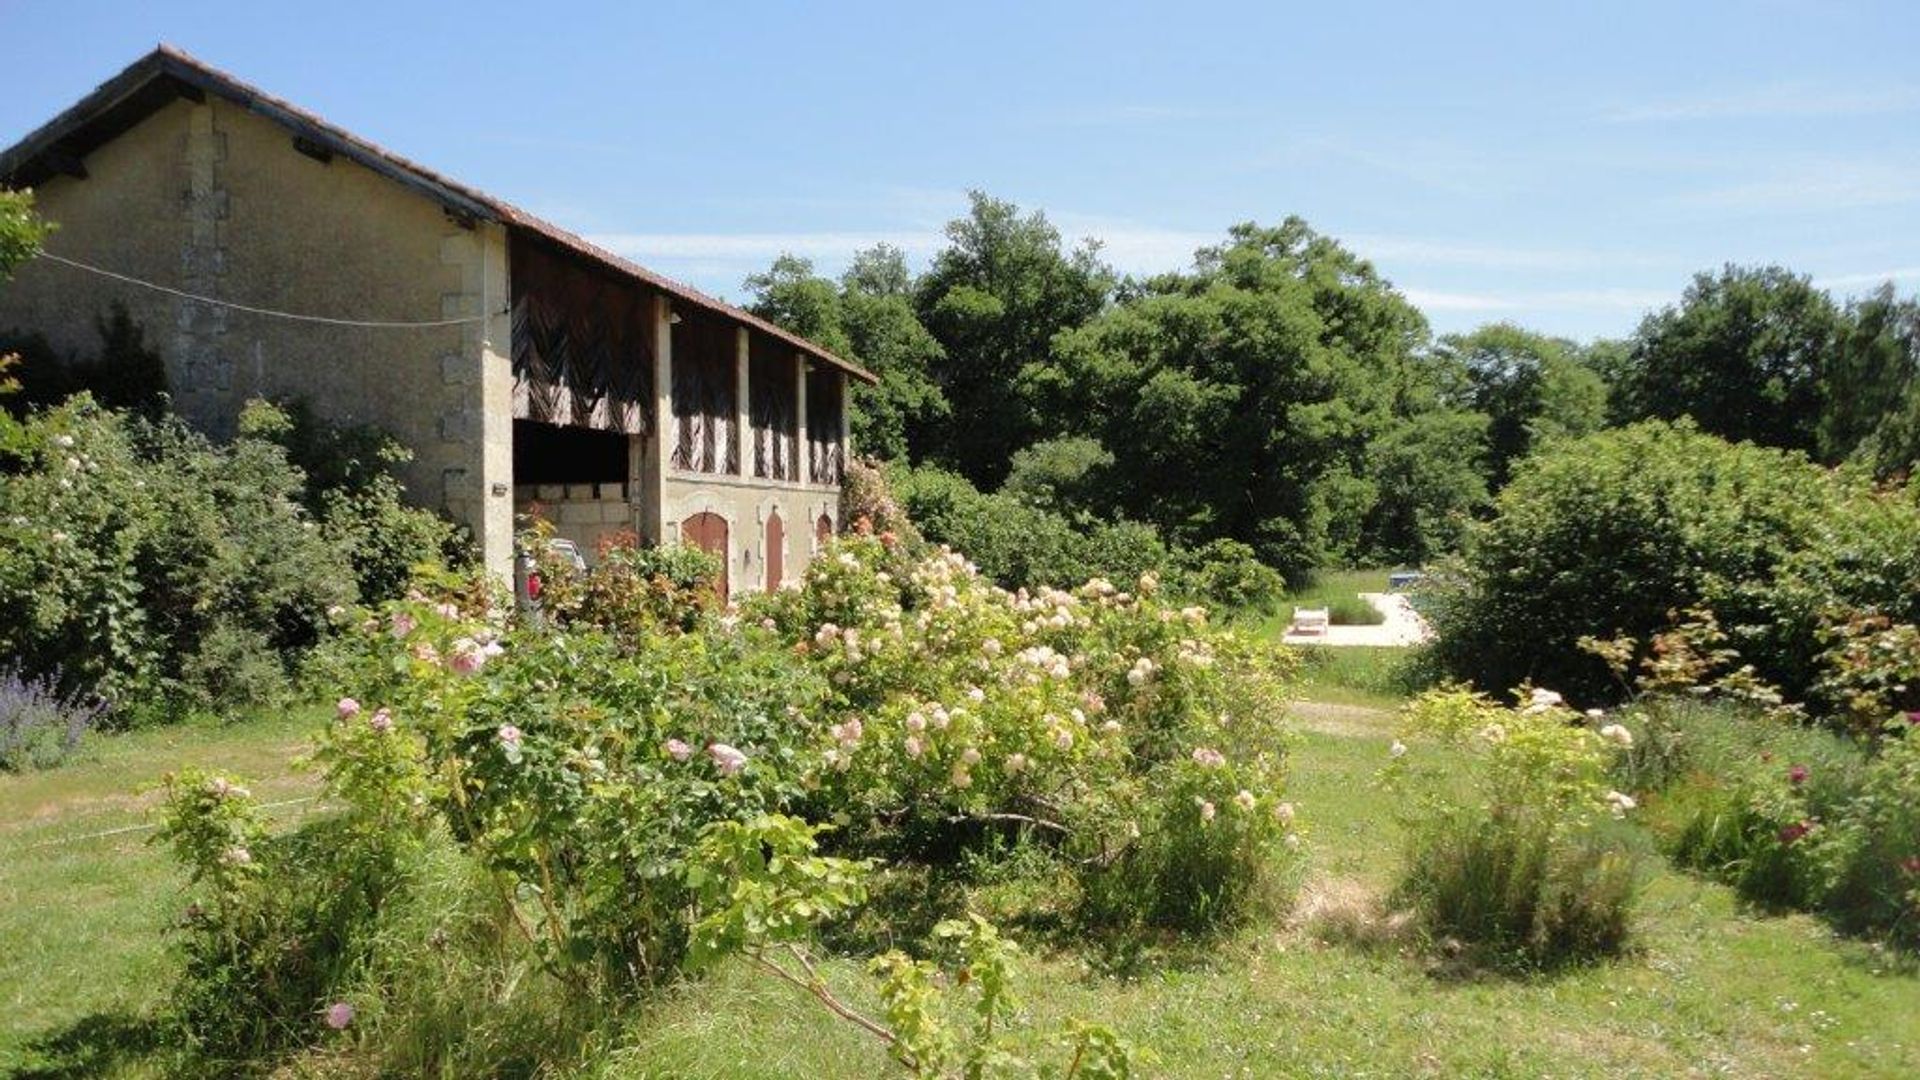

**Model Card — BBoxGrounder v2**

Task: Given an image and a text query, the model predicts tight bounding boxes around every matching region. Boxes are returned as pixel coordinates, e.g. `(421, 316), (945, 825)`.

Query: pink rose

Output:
(336, 697), (361, 720)
(448, 638), (487, 676)
(324, 1001), (354, 1030)
(369, 708), (393, 734)
(708, 743), (748, 777)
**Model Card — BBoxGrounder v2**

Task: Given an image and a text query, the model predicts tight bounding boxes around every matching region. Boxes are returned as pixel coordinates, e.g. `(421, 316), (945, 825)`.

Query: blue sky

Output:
(3, 0), (1917, 340)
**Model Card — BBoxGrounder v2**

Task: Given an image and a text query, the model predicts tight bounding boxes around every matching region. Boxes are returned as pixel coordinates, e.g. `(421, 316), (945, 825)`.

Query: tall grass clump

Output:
(1386, 686), (1641, 971)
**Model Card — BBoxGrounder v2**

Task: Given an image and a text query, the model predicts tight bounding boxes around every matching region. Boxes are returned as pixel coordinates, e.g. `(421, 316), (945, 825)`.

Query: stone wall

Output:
(515, 482), (635, 564)
(0, 96), (515, 577)
(662, 473), (838, 594)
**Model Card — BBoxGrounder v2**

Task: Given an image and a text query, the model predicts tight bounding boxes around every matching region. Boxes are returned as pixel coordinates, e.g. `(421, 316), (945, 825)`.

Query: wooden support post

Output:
(640, 295), (673, 544)
(735, 327), (751, 478)
(839, 371), (852, 481)
(795, 353), (810, 485)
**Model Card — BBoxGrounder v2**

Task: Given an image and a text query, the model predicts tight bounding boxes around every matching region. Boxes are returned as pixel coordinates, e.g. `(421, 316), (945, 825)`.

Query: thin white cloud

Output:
(1605, 82), (1920, 122)
(1814, 267), (1920, 290)
(590, 230), (946, 264)
(1047, 214), (1217, 271)
(1401, 286), (1674, 316)
(1349, 236), (1680, 273)
(1678, 162), (1920, 212)
(1400, 289), (1515, 313)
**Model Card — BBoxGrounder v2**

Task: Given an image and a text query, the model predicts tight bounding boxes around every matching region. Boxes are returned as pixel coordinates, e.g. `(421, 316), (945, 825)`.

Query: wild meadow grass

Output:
(0, 706), (326, 1075)
(3, 696), (1918, 1076)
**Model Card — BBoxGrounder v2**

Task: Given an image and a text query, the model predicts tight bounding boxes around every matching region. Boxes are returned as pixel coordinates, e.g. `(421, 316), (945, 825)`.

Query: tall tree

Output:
(1436, 323), (1607, 487)
(1617, 265), (1840, 452)
(1044, 218), (1477, 578)
(914, 192), (1112, 485)
(746, 248), (948, 462)
(1819, 284), (1920, 469)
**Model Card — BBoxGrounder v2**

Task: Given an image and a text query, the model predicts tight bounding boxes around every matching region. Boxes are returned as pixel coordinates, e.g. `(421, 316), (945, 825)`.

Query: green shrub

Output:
(892, 462), (1287, 615)
(1427, 421), (1920, 706)
(237, 398), (465, 605)
(0, 397), (355, 718)
(1386, 687), (1642, 969)
(1169, 538), (1285, 614)
(891, 463), (1085, 588)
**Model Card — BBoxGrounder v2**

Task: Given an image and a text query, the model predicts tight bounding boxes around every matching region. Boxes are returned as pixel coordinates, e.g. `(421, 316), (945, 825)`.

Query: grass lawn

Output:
(0, 706), (328, 1076)
(4, 696), (1917, 1077)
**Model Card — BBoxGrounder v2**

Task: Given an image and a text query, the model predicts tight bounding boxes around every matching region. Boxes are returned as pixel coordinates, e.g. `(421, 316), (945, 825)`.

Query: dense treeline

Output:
(746, 193), (1920, 582)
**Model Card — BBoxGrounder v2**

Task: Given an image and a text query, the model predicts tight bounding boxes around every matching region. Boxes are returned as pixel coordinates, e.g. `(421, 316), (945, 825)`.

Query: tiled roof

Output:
(0, 45), (875, 383)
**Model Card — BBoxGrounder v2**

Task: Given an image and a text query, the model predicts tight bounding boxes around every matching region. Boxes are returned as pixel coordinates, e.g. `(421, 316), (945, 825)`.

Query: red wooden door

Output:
(764, 511), (785, 592)
(682, 511), (729, 599)
(815, 513), (833, 547)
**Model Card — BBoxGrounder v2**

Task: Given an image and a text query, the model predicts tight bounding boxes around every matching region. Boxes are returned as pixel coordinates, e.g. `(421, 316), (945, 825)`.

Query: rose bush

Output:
(158, 530), (1298, 1070)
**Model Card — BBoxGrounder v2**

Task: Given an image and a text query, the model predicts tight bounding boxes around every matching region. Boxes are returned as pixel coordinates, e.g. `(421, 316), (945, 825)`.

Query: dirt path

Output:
(1287, 699), (1396, 737)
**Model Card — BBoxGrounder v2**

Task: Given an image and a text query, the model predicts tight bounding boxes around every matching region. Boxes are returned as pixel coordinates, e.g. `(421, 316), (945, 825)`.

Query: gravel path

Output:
(1280, 592), (1432, 647)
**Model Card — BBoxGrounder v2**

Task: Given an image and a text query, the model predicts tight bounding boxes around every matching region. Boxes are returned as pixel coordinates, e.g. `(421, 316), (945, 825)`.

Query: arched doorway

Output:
(681, 511), (729, 599)
(764, 510), (785, 592)
(815, 512), (833, 548)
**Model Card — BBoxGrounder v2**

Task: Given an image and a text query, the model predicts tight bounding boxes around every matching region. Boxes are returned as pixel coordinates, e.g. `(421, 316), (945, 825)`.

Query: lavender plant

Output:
(0, 664), (107, 771)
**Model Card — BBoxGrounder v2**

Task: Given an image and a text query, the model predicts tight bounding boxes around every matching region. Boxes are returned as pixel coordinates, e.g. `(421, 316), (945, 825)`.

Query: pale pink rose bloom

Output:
(1005, 752), (1028, 773)
(904, 735), (924, 759)
(961, 747), (982, 765)
(497, 724), (522, 748)
(1054, 729), (1074, 751)
(664, 738), (693, 762)
(336, 697), (362, 720)
(390, 611), (416, 639)
(708, 743), (748, 776)
(1199, 800), (1217, 823)
(324, 1001), (354, 1030)
(448, 639), (487, 675)
(1234, 789), (1257, 811)
(369, 708), (394, 733)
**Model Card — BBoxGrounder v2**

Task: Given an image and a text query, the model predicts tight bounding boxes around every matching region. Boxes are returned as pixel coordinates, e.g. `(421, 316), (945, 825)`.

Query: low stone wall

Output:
(514, 483), (634, 564)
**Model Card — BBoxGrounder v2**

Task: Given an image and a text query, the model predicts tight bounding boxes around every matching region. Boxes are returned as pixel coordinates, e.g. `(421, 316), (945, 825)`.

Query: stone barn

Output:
(0, 45), (872, 596)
